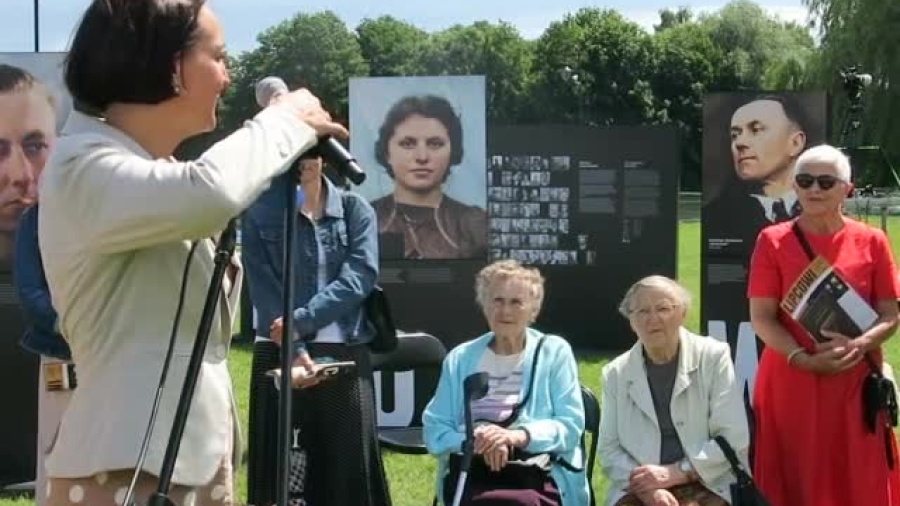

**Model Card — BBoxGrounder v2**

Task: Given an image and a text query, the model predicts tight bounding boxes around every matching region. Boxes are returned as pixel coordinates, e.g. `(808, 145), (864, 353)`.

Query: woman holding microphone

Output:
(37, 1), (346, 505)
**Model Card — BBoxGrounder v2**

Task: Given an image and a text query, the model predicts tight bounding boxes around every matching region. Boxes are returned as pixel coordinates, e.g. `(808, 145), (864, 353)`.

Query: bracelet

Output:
(786, 348), (806, 366)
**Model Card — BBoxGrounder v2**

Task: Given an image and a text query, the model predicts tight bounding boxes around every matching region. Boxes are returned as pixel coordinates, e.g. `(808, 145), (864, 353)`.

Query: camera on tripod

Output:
(840, 65), (873, 102)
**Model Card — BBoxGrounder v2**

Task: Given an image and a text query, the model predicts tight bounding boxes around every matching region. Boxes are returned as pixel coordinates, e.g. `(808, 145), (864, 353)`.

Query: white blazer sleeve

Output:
(690, 344), (751, 486)
(62, 107), (317, 253)
(598, 363), (641, 485)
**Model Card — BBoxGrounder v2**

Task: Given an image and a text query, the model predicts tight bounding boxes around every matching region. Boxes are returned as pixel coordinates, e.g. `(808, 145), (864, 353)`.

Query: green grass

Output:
(4, 218), (900, 506)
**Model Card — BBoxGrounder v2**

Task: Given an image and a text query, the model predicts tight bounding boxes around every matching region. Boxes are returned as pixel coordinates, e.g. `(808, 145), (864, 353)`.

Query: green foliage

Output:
(221, 11), (368, 127)
(654, 7), (694, 33)
(804, 0), (900, 186)
(699, 0), (816, 91)
(651, 23), (726, 188)
(356, 16), (431, 77)
(423, 21), (534, 122)
(532, 9), (660, 125)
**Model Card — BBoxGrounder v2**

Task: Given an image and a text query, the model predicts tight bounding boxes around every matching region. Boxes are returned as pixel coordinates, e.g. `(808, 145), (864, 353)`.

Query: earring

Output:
(172, 76), (182, 94)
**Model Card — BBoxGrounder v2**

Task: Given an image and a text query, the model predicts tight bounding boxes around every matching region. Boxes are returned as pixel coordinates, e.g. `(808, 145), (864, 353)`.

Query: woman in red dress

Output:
(748, 144), (900, 505)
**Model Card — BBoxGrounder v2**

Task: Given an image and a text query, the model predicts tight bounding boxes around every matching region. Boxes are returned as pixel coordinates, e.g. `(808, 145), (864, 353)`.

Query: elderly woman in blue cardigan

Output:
(423, 259), (590, 505)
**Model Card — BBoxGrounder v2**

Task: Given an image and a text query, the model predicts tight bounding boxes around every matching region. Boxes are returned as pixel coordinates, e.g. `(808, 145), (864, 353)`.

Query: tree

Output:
(220, 11), (368, 131)
(356, 16), (430, 77)
(699, 0), (816, 91)
(532, 8), (660, 126)
(804, 0), (900, 185)
(655, 7), (694, 33)
(422, 22), (534, 123)
(651, 23), (728, 189)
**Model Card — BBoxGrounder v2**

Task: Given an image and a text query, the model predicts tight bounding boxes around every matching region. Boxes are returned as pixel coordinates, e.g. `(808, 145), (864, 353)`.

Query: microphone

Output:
(255, 77), (366, 185)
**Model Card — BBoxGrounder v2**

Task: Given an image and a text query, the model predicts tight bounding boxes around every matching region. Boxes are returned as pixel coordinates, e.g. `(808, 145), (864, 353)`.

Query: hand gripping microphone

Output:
(255, 77), (366, 185)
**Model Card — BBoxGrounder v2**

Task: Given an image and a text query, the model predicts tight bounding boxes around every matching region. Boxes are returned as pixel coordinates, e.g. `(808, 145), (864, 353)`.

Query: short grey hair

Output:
(618, 275), (692, 318)
(793, 144), (852, 182)
(475, 259), (545, 314)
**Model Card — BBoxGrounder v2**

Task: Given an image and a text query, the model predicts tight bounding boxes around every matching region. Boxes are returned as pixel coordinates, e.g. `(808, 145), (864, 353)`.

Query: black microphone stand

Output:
(146, 218), (238, 506)
(838, 87), (864, 154)
(276, 171), (299, 506)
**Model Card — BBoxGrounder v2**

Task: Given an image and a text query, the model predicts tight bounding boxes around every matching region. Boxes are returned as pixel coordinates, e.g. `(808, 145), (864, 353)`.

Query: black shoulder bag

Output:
(791, 221), (898, 469)
(340, 193), (398, 353)
(713, 436), (770, 506)
(363, 286), (398, 353)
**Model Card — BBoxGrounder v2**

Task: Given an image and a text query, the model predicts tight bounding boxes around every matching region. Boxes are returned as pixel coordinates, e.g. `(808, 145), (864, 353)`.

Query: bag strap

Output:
(791, 221), (816, 261)
(713, 435), (753, 485)
(520, 334), (587, 474)
(790, 222), (882, 376)
(516, 335), (548, 409)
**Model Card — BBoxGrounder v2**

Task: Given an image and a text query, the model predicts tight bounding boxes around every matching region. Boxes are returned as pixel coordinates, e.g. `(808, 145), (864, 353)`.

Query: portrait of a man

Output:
(0, 64), (58, 270)
(349, 75), (487, 261)
(703, 93), (828, 255)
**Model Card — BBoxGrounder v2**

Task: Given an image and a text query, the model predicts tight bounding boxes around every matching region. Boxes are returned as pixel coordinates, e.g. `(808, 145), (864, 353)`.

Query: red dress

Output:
(748, 218), (900, 506)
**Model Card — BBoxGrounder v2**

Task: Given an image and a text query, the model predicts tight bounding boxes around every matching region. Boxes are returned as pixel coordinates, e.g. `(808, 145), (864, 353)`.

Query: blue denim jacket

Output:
(13, 205), (71, 360)
(241, 175), (379, 347)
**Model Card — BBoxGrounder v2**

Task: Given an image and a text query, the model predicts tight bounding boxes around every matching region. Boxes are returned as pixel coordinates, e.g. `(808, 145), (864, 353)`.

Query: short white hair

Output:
(794, 144), (852, 182)
(475, 259), (545, 315)
(618, 275), (692, 318)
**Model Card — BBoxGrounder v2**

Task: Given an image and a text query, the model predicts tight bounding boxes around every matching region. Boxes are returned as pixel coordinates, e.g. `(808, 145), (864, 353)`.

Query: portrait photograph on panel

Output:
(349, 75), (487, 260)
(702, 92), (829, 256)
(700, 92), (829, 386)
(0, 51), (73, 486)
(0, 53), (72, 273)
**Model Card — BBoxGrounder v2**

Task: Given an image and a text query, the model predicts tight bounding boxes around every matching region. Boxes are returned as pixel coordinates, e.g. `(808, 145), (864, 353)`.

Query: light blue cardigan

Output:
(423, 328), (591, 506)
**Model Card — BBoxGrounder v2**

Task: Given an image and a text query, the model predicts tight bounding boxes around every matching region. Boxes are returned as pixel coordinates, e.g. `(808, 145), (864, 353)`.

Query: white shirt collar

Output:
(751, 191), (798, 222)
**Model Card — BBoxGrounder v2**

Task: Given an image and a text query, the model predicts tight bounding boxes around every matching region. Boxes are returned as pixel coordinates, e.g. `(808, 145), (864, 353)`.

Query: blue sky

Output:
(1, 0), (810, 54)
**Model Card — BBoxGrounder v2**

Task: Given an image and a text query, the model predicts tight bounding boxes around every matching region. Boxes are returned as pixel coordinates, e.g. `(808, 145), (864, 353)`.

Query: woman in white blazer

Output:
(598, 276), (750, 506)
(37, 1), (347, 505)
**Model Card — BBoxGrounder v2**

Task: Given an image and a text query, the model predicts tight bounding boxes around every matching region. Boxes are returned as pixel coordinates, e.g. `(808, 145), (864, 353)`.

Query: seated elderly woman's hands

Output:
(627, 464), (689, 498)
(482, 445), (510, 472)
(635, 489), (680, 506)
(473, 424), (529, 471)
(474, 424), (529, 454)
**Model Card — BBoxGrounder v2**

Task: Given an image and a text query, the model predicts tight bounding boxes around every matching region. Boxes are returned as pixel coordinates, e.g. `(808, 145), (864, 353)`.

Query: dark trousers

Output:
(297, 342), (392, 506)
(443, 459), (561, 506)
(247, 340), (392, 506)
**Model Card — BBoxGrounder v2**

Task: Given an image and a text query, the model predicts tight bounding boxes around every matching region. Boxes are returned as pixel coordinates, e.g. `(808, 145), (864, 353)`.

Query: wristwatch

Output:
(678, 458), (693, 474)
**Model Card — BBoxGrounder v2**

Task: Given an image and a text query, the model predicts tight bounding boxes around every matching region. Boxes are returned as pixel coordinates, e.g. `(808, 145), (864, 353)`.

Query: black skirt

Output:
(246, 340), (392, 506)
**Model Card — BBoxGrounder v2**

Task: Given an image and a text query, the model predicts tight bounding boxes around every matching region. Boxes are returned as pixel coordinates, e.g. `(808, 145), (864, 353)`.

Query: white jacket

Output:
(39, 108), (316, 485)
(598, 328), (751, 505)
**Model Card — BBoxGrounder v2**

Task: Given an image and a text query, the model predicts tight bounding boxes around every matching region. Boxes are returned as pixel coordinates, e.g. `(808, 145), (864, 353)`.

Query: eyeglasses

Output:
(795, 173), (842, 190)
(630, 304), (678, 319)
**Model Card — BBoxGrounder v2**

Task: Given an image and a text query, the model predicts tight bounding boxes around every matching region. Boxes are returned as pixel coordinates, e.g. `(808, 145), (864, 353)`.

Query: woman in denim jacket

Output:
(241, 155), (390, 506)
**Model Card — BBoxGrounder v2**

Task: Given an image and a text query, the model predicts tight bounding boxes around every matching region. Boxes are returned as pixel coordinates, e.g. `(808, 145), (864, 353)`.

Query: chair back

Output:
(581, 385), (601, 506)
(371, 331), (447, 371)
(371, 331), (447, 428)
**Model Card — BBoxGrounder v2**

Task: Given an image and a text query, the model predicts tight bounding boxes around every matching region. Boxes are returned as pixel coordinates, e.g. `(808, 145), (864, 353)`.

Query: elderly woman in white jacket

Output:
(599, 276), (750, 506)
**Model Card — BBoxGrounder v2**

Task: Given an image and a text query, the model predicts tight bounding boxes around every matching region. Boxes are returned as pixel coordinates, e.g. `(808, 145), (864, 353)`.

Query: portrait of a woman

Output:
(371, 94), (487, 260)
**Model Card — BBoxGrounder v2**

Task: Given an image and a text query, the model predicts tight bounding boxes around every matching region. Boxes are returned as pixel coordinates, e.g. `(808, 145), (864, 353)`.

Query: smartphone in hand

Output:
(266, 361), (357, 389)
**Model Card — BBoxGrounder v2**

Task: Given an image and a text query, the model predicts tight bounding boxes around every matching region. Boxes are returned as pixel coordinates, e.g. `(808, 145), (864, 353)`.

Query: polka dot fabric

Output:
(45, 417), (234, 506)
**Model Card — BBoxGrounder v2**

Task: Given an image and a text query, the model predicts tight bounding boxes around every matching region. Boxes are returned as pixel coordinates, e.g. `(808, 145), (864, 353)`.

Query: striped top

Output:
(471, 348), (525, 424)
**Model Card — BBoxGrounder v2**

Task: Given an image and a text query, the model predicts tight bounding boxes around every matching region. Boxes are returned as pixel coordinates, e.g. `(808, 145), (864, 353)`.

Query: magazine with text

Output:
(780, 256), (878, 343)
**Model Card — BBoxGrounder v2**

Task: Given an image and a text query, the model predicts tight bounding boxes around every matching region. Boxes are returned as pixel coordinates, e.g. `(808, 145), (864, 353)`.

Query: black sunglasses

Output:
(795, 173), (841, 190)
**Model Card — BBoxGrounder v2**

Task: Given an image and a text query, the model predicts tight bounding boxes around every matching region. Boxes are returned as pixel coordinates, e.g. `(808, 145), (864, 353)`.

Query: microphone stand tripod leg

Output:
(146, 220), (239, 506)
